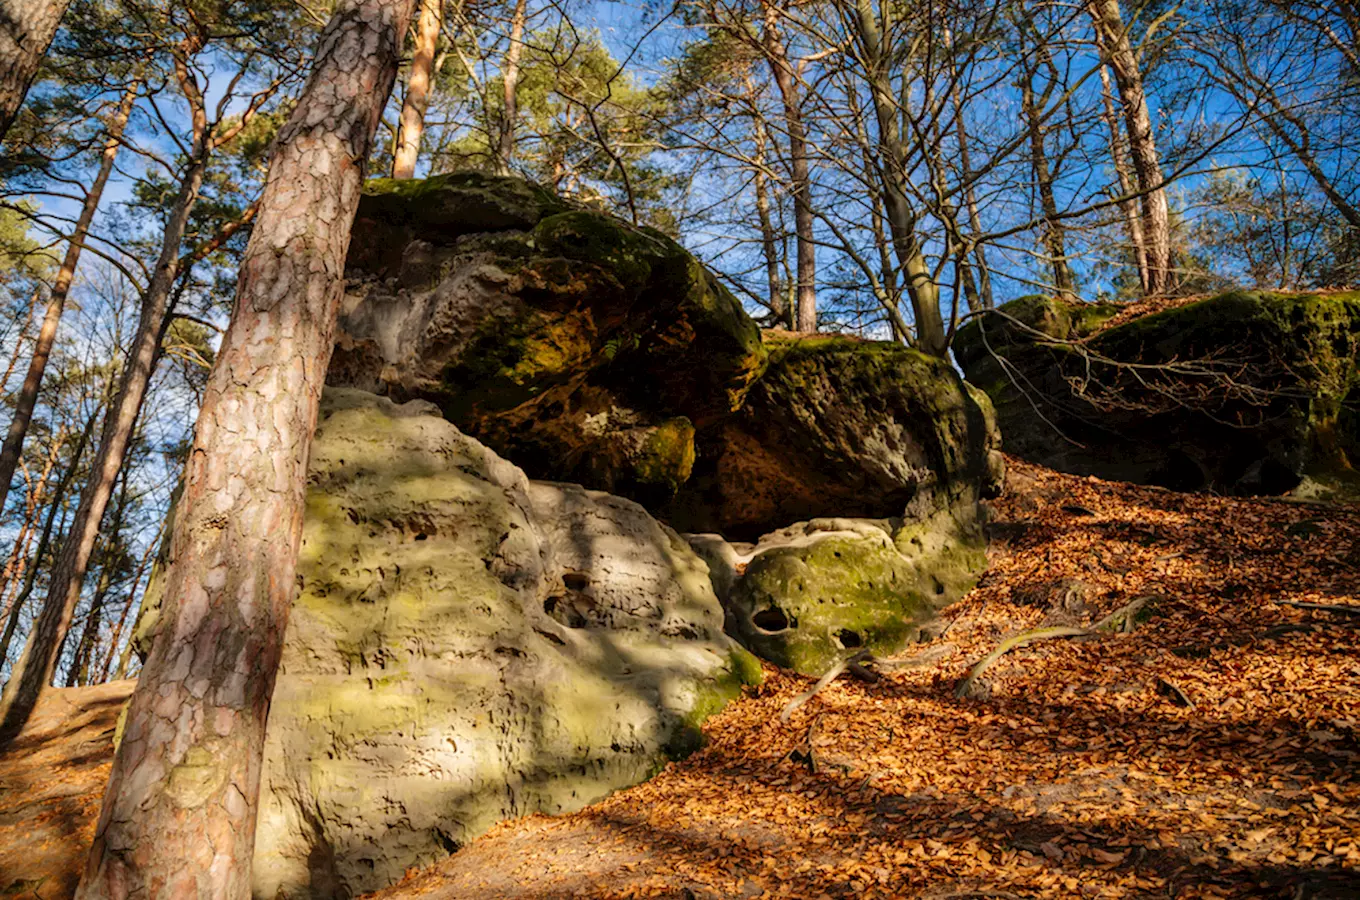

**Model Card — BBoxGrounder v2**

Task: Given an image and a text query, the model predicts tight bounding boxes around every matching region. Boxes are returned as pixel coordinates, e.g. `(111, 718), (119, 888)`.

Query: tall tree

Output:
(1088, 0), (1172, 295)
(0, 0), (71, 141)
(75, 0), (415, 892)
(391, 0), (443, 178)
(0, 78), (138, 519)
(495, 0), (528, 173)
(0, 15), (292, 738)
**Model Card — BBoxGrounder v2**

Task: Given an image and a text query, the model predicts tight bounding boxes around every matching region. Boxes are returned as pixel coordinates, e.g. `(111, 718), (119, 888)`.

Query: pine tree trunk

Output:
(65, 465), (130, 686)
(0, 0), (71, 140)
(96, 514), (164, 683)
(391, 0), (442, 179)
(0, 80), (137, 518)
(75, 0), (414, 893)
(1089, 0), (1171, 295)
(0, 400), (96, 672)
(496, 0), (528, 174)
(761, 1), (816, 332)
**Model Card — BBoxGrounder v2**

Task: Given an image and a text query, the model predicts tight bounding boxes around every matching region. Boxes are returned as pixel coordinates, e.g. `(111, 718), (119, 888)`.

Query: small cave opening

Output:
(751, 607), (793, 633)
(562, 572), (590, 592)
(544, 595), (588, 629)
(836, 629), (864, 649)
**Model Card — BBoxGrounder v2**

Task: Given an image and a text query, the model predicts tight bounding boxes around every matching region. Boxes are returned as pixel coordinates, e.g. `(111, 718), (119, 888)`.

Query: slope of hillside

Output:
(3, 458), (1357, 899)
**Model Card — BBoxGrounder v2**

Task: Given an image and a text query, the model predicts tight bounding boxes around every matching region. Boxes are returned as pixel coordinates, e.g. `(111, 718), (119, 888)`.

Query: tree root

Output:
(1093, 594), (1159, 633)
(955, 626), (1091, 700)
(1274, 600), (1360, 617)
(780, 650), (871, 722)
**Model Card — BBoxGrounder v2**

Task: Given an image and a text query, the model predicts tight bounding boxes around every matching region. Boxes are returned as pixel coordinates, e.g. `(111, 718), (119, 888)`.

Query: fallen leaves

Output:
(370, 457), (1360, 900)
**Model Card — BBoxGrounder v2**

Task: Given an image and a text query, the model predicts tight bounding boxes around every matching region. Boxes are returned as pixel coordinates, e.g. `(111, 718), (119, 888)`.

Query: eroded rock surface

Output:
(689, 511), (984, 677)
(954, 290), (1360, 498)
(136, 389), (757, 898)
(328, 175), (1002, 537)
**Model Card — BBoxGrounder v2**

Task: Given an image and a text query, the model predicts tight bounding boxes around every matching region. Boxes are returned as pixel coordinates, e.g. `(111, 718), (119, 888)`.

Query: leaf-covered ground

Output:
(371, 459), (1360, 900)
(2, 459), (1356, 899)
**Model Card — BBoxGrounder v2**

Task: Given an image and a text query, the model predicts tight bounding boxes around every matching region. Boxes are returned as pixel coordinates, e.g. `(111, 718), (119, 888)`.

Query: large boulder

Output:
(135, 389), (758, 898)
(664, 333), (1004, 539)
(954, 290), (1360, 498)
(689, 511), (985, 677)
(329, 172), (767, 509)
(328, 174), (1002, 536)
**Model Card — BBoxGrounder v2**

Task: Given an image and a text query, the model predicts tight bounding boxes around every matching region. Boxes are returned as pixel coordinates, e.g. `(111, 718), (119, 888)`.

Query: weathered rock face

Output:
(329, 174), (1002, 536)
(689, 511), (985, 676)
(329, 172), (767, 509)
(136, 389), (758, 898)
(664, 334), (1005, 539)
(954, 290), (1360, 498)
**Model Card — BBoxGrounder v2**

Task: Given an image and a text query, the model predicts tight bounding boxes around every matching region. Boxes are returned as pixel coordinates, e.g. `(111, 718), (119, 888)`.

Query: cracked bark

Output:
(74, 0), (415, 895)
(0, 0), (71, 140)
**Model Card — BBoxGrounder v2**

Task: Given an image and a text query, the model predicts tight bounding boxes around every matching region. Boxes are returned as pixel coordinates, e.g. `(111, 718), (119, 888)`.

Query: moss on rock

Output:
(956, 290), (1360, 495)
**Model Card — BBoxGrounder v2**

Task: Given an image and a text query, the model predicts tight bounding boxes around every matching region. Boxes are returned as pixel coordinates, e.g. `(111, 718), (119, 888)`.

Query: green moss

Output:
(731, 535), (935, 677)
(664, 646), (762, 759)
(634, 417), (696, 491)
(532, 211), (665, 289)
(362, 171), (568, 233)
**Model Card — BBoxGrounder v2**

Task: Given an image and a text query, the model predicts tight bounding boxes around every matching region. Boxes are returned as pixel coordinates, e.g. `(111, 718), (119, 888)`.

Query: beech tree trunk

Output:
(1019, 60), (1075, 300)
(0, 0), (71, 140)
(496, 0), (528, 174)
(0, 80), (137, 519)
(852, 0), (947, 357)
(391, 0), (442, 178)
(1089, 0), (1171, 295)
(0, 150), (207, 739)
(1098, 61), (1149, 292)
(761, 0), (816, 332)
(75, 0), (414, 894)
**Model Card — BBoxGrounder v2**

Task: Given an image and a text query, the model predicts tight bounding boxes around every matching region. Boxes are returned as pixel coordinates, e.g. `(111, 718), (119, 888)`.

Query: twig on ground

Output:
(780, 650), (870, 722)
(955, 626), (1091, 699)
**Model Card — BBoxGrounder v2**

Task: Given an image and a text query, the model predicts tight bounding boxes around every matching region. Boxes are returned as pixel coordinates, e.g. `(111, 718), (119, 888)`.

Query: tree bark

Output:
(391, 0), (442, 178)
(1019, 55), (1075, 300)
(749, 107), (788, 327)
(75, 0), (414, 894)
(0, 0), (71, 141)
(96, 514), (164, 683)
(761, 0), (816, 331)
(1098, 61), (1149, 292)
(0, 397), (96, 671)
(495, 0), (528, 174)
(852, 0), (947, 356)
(1089, 0), (1171, 295)
(65, 463), (131, 686)
(0, 80), (137, 519)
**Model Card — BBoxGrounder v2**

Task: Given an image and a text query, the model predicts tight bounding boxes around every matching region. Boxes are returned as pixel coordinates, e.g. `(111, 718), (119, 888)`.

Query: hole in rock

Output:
(933, 578), (946, 596)
(836, 629), (863, 649)
(752, 607), (792, 633)
(562, 572), (590, 592)
(414, 532), (428, 541)
(544, 595), (588, 629)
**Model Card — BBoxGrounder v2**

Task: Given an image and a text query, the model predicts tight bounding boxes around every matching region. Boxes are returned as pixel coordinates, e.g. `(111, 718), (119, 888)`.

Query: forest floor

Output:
(2, 458), (1358, 899)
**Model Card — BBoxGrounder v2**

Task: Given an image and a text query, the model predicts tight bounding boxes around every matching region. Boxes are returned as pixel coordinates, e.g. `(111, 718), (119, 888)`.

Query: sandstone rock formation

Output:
(328, 174), (1002, 537)
(135, 389), (758, 898)
(689, 511), (985, 677)
(954, 290), (1360, 498)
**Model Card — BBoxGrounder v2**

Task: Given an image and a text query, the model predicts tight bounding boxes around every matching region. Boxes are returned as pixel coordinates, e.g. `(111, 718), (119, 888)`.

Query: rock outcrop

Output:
(664, 333), (1005, 539)
(954, 290), (1360, 498)
(689, 511), (985, 676)
(328, 174), (1002, 536)
(329, 172), (767, 510)
(136, 389), (758, 898)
